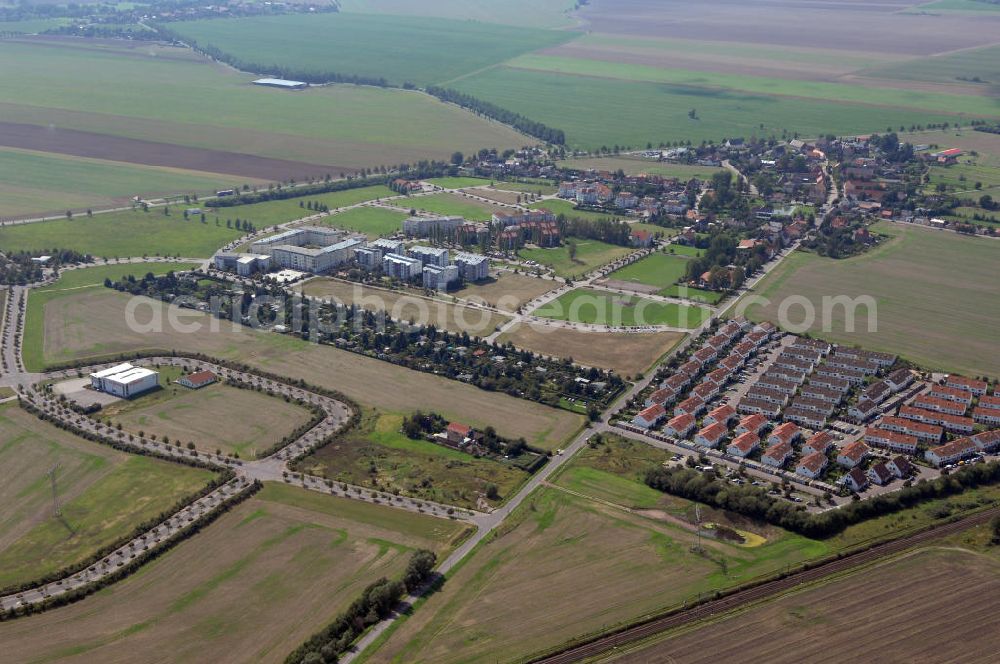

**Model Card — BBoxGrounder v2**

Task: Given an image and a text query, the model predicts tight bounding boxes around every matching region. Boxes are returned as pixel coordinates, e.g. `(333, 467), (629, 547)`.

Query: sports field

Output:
(0, 403), (213, 589)
(562, 156), (725, 179)
(519, 239), (632, 279)
(740, 222), (1000, 376)
(408, 193), (505, 222)
(208, 185), (397, 228)
(298, 278), (511, 337)
(366, 482), (827, 664)
(101, 371), (314, 460)
(0, 208), (243, 258)
(168, 13), (575, 87)
(31, 289), (583, 449)
(533, 288), (711, 329)
(424, 176), (493, 189)
(320, 206), (407, 238)
(0, 482), (468, 663)
(0, 39), (527, 178)
(611, 548), (1000, 664)
(500, 324), (685, 377)
(0, 147), (249, 218)
(296, 411), (531, 510)
(606, 252), (693, 292)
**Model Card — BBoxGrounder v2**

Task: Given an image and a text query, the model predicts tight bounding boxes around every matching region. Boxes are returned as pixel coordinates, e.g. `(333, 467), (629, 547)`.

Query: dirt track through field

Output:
(0, 122), (342, 181)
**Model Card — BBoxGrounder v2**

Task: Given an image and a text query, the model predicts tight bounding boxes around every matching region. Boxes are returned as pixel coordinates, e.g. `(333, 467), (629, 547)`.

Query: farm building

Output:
(177, 371), (217, 390)
(252, 78), (308, 90)
(89, 363), (159, 399)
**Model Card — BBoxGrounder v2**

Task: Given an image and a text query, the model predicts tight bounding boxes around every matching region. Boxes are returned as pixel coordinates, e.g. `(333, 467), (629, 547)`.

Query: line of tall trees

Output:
(645, 461), (1000, 539)
(558, 217), (633, 245)
(285, 550), (437, 664)
(425, 86), (566, 145)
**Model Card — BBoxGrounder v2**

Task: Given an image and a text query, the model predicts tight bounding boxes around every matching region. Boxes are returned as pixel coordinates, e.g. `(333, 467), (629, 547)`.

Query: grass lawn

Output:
(608, 252), (692, 290)
(207, 185), (397, 228)
(366, 482), (828, 664)
(0, 403), (213, 589)
(298, 278), (511, 337)
(0, 208), (241, 258)
(661, 284), (725, 304)
(167, 13), (575, 87)
(0, 147), (248, 218)
(424, 176), (493, 189)
(408, 192), (505, 221)
(22, 262), (199, 372)
(294, 411), (533, 510)
(318, 206), (408, 238)
(100, 371), (314, 460)
(531, 198), (621, 222)
(0, 482), (468, 662)
(518, 238), (632, 279)
(32, 289), (584, 449)
(561, 156), (725, 179)
(738, 222), (1000, 377)
(533, 287), (711, 329)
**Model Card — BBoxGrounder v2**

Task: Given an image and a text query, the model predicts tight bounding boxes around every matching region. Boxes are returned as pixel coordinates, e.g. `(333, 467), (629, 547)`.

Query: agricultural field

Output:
(611, 548), (1000, 664)
(562, 155), (725, 179)
(0, 18), (71, 33)
(518, 239), (632, 279)
(740, 222), (1000, 376)
(295, 411), (533, 510)
(0, 147), (250, 219)
(31, 288), (584, 449)
(168, 14), (575, 87)
(0, 207), (243, 258)
(100, 367), (315, 460)
(408, 192), (506, 221)
(337, 0), (579, 29)
(456, 272), (558, 312)
(206, 185), (396, 228)
(0, 403), (213, 589)
(0, 482), (468, 663)
(298, 278), (511, 337)
(319, 206), (408, 238)
(532, 287), (711, 329)
(500, 323), (685, 376)
(452, 66), (967, 151)
(365, 481), (828, 664)
(862, 42), (1000, 88)
(0, 39), (527, 179)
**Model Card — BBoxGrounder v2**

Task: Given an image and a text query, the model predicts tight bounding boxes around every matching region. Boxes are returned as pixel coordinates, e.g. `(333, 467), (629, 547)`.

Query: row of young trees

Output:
(425, 86), (566, 145)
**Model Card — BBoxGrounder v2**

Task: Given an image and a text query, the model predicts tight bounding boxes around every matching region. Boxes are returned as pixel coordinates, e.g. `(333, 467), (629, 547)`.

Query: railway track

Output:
(534, 506), (1000, 664)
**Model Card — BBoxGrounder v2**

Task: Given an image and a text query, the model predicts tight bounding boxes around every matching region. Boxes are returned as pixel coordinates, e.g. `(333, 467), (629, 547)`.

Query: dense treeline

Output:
(285, 550), (437, 664)
(646, 461), (1000, 539)
(558, 217), (632, 246)
(426, 86), (566, 145)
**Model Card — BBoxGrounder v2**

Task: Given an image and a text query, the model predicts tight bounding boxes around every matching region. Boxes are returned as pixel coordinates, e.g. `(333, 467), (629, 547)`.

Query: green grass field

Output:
(661, 284), (725, 304)
(864, 42), (1000, 85)
(295, 411), (532, 510)
(0, 208), (240, 258)
(608, 252), (692, 290)
(533, 287), (710, 328)
(0, 403), (213, 589)
(320, 206), (407, 238)
(424, 176), (493, 189)
(518, 239), (632, 279)
(562, 156), (726, 179)
(530, 198), (622, 223)
(740, 222), (1000, 377)
(0, 18), (70, 33)
(453, 66), (970, 150)
(409, 193), (504, 221)
(22, 262), (199, 372)
(0, 39), (527, 172)
(168, 13), (575, 87)
(207, 184), (396, 228)
(0, 147), (245, 218)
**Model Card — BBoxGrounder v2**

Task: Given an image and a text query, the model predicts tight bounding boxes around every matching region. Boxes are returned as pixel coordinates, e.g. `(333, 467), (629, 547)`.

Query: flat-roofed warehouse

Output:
(89, 363), (159, 398)
(252, 78), (308, 90)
